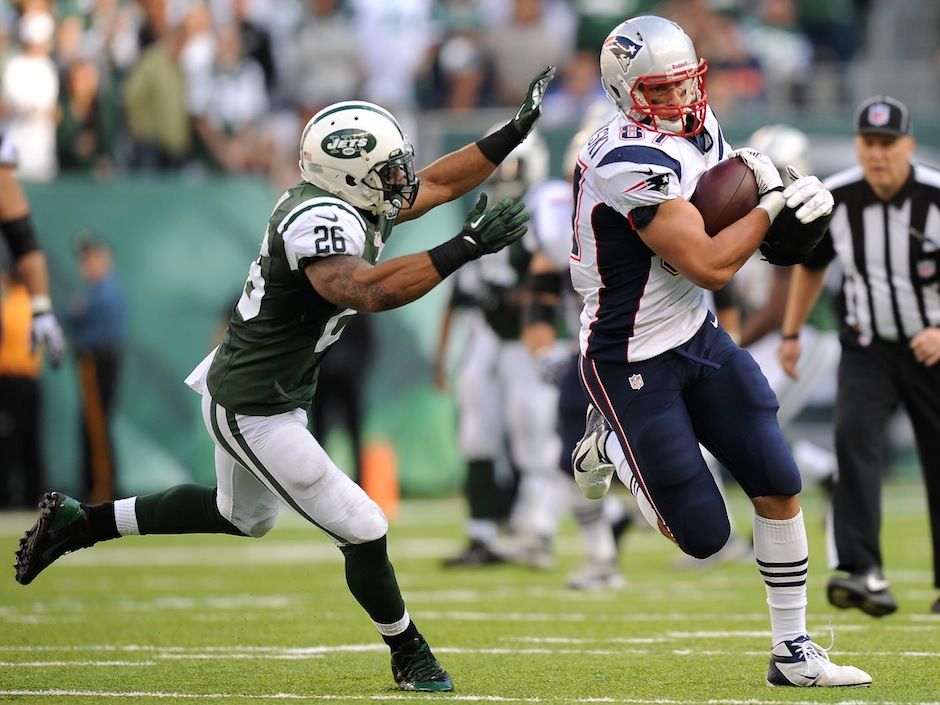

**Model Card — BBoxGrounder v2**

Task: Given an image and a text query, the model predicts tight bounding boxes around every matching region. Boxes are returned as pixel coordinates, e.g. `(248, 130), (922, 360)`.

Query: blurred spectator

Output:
(293, 0), (362, 120)
(68, 233), (126, 503)
(192, 23), (268, 172)
(57, 57), (117, 176)
(233, 0), (275, 96)
(0, 261), (45, 509)
(538, 50), (605, 127)
(571, 0), (659, 53)
(484, 0), (574, 107)
(420, 1), (493, 111)
(123, 25), (191, 169)
(702, 13), (766, 116)
(349, 0), (438, 112)
(741, 0), (813, 111)
(1, 10), (59, 182)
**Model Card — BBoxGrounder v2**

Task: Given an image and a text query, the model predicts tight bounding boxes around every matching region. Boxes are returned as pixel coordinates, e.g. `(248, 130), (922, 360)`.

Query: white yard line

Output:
(0, 690), (936, 704)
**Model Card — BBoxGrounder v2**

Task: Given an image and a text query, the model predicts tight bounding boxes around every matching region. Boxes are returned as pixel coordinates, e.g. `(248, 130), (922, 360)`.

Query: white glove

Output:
(782, 166), (834, 224)
(731, 148), (785, 221)
(31, 307), (67, 368)
(730, 148), (783, 196)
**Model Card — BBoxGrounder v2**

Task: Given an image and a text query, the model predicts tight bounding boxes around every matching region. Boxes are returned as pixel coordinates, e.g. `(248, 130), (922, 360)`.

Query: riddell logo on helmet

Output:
(322, 130), (377, 159)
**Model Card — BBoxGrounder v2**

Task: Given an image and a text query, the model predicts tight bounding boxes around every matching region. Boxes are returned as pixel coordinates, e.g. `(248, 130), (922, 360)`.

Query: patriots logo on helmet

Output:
(606, 35), (643, 73)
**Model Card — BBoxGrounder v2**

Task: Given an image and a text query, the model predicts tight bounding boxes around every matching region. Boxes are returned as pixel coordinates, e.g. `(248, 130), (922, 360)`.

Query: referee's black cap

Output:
(854, 96), (912, 137)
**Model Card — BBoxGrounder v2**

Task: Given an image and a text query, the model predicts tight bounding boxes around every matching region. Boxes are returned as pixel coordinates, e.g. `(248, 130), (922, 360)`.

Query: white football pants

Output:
(201, 392), (387, 545)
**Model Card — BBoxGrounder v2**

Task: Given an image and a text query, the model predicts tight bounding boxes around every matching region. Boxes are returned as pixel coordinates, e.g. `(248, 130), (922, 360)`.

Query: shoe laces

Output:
(796, 623), (836, 665)
(398, 641), (443, 682)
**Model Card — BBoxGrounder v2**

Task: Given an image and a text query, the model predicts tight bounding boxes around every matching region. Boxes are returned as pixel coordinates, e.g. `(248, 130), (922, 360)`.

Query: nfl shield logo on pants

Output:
(629, 373), (644, 390)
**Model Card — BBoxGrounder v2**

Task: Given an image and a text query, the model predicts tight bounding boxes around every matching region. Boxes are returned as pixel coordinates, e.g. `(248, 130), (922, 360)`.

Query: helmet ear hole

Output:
(345, 175), (357, 186)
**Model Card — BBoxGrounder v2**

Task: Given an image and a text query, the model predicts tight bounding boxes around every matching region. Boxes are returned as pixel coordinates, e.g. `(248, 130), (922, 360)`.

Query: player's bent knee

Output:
(344, 500), (388, 544)
(675, 503), (731, 559)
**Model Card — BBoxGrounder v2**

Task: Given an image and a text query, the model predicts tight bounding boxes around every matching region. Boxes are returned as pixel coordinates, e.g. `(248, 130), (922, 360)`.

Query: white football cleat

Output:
(766, 635), (872, 687)
(572, 404), (615, 500)
(566, 560), (626, 591)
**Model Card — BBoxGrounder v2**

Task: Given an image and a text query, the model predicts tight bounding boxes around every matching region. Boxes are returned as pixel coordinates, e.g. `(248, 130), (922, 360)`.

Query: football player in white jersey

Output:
(568, 16), (870, 687)
(13, 67), (557, 693)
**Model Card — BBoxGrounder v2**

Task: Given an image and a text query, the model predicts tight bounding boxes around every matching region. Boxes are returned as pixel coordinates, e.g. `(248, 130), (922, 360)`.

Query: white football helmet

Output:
(299, 101), (419, 217)
(600, 15), (707, 137)
(747, 124), (812, 177)
(485, 125), (549, 202)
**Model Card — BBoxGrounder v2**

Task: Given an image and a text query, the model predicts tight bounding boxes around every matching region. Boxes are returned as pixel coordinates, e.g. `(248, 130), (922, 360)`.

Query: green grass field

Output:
(1, 480), (937, 704)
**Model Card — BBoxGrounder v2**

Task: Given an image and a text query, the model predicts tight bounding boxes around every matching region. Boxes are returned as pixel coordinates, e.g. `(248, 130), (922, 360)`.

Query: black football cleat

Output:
(442, 539), (504, 568)
(14, 492), (96, 585)
(390, 636), (453, 692)
(826, 568), (898, 617)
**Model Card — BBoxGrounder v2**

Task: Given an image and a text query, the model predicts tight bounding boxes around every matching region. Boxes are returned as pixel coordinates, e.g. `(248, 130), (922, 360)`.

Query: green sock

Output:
(135, 484), (245, 536)
(340, 535), (405, 624)
(466, 459), (499, 520)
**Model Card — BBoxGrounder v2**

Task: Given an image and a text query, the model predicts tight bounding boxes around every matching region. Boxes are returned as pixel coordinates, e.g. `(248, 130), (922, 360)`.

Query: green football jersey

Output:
(207, 182), (392, 415)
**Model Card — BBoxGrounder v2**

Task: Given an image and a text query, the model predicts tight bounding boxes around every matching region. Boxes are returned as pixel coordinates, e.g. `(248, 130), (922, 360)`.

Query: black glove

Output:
(428, 194), (530, 278)
(459, 193), (530, 256)
(512, 66), (557, 137)
(759, 207), (832, 266)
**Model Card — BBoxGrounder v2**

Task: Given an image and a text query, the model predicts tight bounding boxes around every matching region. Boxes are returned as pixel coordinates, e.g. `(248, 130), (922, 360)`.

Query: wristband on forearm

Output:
(523, 299), (557, 326)
(30, 294), (53, 314)
(428, 234), (479, 279)
(756, 190), (786, 222)
(475, 122), (524, 166)
(781, 331), (800, 341)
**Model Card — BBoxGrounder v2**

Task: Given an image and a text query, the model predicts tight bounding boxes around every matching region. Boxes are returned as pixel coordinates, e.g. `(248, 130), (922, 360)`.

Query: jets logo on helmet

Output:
(299, 101), (419, 217)
(323, 130), (377, 159)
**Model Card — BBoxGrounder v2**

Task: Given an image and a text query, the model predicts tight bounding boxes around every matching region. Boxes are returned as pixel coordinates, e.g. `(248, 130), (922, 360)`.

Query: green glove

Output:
(512, 66), (557, 137)
(460, 193), (530, 255)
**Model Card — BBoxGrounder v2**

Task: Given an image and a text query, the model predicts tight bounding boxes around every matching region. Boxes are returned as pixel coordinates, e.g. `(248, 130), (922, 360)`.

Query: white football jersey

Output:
(570, 107), (732, 362)
(526, 178), (581, 336)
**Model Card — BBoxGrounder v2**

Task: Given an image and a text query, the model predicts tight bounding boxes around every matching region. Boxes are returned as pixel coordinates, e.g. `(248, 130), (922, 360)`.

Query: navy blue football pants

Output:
(579, 318), (801, 558)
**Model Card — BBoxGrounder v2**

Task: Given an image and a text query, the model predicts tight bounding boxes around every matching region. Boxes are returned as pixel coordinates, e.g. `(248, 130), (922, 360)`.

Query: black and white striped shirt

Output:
(805, 163), (940, 342)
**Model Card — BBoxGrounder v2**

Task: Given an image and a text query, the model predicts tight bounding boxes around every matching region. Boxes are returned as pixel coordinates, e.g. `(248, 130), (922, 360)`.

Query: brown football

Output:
(689, 157), (759, 236)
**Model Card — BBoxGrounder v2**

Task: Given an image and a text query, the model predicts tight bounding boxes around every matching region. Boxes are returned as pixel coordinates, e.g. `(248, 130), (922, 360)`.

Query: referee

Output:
(780, 96), (940, 617)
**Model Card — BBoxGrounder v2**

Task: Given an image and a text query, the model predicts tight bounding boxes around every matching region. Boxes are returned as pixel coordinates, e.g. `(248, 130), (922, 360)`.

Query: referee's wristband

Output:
(781, 332), (800, 341)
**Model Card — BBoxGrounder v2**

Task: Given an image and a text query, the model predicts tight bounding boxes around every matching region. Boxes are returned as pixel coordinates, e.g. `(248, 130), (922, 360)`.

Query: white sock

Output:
(114, 497), (140, 536)
(374, 609), (410, 637)
(467, 519), (497, 544)
(753, 510), (808, 646)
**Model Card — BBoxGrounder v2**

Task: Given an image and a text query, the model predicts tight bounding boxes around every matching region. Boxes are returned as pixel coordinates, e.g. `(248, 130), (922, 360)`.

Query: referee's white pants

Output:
(201, 392), (387, 545)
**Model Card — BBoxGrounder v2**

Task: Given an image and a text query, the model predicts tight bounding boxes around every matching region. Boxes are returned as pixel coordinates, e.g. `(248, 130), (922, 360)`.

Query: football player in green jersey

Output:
(14, 67), (557, 693)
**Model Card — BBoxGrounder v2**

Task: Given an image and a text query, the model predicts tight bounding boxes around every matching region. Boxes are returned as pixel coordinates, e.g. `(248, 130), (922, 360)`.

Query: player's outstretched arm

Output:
(399, 67), (556, 224)
(307, 195), (529, 312)
(778, 263), (828, 378)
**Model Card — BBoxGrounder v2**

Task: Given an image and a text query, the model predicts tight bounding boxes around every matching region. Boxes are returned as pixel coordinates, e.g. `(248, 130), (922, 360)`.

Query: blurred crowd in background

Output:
(0, 0), (934, 188)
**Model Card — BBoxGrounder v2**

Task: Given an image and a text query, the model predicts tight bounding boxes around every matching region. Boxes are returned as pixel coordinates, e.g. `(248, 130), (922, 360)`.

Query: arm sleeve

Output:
(596, 152), (679, 222)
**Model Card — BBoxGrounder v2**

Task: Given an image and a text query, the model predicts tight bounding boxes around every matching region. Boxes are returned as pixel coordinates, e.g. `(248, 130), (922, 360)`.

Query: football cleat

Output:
(766, 635), (871, 687)
(14, 492), (96, 585)
(442, 539), (505, 568)
(566, 560), (626, 591)
(390, 636), (453, 692)
(827, 568), (898, 617)
(572, 404), (615, 499)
